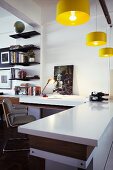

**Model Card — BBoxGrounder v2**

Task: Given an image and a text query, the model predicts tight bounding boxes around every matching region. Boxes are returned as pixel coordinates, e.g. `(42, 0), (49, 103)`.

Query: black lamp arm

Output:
(41, 82), (49, 94)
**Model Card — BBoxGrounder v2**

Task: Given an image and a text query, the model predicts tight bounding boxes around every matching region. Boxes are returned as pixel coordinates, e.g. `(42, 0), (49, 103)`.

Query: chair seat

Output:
(13, 115), (36, 126)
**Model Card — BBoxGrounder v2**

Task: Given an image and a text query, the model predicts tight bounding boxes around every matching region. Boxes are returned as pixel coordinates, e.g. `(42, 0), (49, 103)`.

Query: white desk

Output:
(18, 100), (113, 170)
(19, 95), (88, 107)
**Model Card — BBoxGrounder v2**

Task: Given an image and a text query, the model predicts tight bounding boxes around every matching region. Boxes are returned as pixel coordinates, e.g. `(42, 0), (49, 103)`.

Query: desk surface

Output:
(19, 95), (88, 106)
(18, 100), (113, 147)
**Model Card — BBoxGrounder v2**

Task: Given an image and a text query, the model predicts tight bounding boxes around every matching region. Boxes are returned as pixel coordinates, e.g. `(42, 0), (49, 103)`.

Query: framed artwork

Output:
(1, 51), (9, 64)
(0, 69), (12, 89)
(54, 65), (74, 95)
(0, 47), (10, 67)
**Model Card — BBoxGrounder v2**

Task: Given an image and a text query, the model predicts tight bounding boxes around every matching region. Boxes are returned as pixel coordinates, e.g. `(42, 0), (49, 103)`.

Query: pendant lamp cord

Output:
(109, 27), (111, 46)
(108, 56), (110, 96)
(96, 0), (97, 31)
(108, 27), (111, 97)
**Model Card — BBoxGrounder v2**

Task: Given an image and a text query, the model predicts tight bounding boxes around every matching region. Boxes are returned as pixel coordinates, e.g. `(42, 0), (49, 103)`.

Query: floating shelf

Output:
(10, 62), (40, 66)
(10, 76), (40, 81)
(9, 45), (40, 52)
(10, 31), (40, 39)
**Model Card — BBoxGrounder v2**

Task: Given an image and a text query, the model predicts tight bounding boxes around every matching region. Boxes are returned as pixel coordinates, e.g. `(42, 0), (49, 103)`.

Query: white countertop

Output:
(18, 101), (113, 147)
(19, 95), (88, 106)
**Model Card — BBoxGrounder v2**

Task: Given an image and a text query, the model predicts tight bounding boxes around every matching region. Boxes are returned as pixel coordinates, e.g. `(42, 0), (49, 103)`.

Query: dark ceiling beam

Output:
(98, 0), (112, 26)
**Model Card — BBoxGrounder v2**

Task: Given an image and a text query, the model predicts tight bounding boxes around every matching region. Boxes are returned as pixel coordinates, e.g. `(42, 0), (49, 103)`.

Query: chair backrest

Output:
(3, 98), (13, 113)
(2, 99), (11, 128)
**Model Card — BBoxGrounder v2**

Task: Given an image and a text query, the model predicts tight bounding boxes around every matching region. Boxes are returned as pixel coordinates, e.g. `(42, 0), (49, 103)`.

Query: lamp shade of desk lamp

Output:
(41, 79), (55, 96)
(56, 0), (90, 26)
(86, 31), (107, 46)
(99, 47), (113, 57)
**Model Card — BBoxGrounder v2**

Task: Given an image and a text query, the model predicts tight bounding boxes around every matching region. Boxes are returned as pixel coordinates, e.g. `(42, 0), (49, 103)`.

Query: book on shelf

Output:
(28, 86), (33, 95)
(11, 68), (20, 79)
(10, 51), (19, 63)
(19, 52), (24, 63)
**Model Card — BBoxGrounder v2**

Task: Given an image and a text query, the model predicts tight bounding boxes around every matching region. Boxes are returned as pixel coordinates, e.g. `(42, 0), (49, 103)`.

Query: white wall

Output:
(0, 16), (16, 48)
(42, 14), (113, 96)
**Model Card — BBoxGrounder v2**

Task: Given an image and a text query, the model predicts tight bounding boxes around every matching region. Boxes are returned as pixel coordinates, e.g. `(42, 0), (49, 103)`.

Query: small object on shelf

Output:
(20, 83), (29, 87)
(89, 92), (109, 102)
(33, 75), (40, 79)
(15, 83), (29, 95)
(33, 86), (41, 96)
(10, 45), (22, 50)
(14, 21), (25, 33)
(23, 53), (29, 63)
(9, 75), (40, 81)
(18, 70), (27, 79)
(14, 86), (28, 95)
(27, 50), (35, 62)
(9, 44), (40, 52)
(10, 31), (40, 39)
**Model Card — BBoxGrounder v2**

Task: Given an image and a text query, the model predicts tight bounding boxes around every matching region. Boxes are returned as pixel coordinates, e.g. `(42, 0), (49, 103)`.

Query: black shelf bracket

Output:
(98, 0), (112, 26)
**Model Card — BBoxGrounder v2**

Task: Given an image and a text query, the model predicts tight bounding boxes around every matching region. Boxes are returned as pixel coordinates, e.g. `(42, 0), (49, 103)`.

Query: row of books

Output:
(10, 51), (29, 63)
(15, 86), (41, 95)
(27, 86), (41, 95)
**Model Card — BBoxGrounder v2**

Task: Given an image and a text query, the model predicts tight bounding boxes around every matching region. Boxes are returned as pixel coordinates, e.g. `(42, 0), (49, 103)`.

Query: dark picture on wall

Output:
(1, 51), (9, 64)
(54, 65), (74, 95)
(0, 47), (10, 67)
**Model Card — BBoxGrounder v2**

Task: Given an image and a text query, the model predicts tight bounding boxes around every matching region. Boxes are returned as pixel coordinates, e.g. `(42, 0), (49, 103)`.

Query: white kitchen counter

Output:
(18, 100), (113, 147)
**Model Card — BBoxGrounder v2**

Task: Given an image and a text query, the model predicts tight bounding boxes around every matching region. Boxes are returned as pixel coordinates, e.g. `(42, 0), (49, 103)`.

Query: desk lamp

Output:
(41, 78), (55, 97)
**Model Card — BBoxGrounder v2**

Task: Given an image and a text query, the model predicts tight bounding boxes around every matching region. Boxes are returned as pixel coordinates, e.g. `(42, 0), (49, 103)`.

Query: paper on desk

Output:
(47, 95), (63, 99)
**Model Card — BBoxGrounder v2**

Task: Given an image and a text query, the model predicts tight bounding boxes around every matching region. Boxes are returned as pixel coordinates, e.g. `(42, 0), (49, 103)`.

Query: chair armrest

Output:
(8, 113), (28, 118)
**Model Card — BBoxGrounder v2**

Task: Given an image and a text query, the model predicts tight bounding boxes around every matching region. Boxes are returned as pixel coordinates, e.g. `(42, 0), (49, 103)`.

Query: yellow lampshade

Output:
(86, 32), (107, 46)
(56, 0), (90, 26)
(99, 47), (113, 57)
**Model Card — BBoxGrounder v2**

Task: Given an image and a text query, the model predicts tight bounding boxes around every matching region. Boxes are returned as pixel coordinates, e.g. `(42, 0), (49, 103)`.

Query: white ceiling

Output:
(0, 0), (113, 25)
(0, 6), (12, 18)
(33, 0), (113, 16)
(32, 0), (113, 25)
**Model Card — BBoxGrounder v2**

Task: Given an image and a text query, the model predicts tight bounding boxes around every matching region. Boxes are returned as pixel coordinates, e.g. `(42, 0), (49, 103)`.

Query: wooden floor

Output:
(0, 122), (39, 170)
(0, 121), (113, 170)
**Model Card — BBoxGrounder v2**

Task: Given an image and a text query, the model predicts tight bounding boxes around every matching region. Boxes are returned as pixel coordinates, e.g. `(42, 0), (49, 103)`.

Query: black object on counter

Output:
(89, 92), (109, 102)
(0, 92), (3, 95)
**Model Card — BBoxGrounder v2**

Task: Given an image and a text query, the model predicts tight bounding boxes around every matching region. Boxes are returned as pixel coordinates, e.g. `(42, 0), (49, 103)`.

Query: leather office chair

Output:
(2, 98), (36, 153)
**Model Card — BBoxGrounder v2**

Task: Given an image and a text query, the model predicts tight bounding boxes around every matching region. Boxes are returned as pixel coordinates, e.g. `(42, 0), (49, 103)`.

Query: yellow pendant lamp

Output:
(86, 31), (107, 46)
(56, 0), (90, 26)
(99, 27), (113, 57)
(86, 0), (107, 47)
(99, 47), (113, 57)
